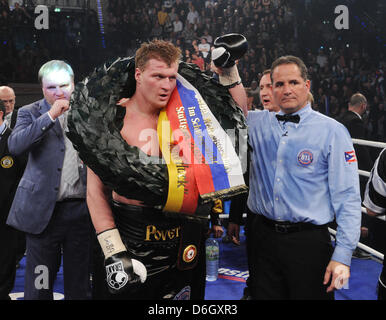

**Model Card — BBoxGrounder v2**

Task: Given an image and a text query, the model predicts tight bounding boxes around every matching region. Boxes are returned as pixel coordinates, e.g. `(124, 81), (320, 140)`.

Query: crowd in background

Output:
(0, 0), (385, 141)
(0, 0), (100, 84)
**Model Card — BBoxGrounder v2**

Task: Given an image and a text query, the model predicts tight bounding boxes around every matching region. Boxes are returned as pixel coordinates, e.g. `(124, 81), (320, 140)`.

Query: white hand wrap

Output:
(97, 228), (126, 259)
(218, 64), (241, 87)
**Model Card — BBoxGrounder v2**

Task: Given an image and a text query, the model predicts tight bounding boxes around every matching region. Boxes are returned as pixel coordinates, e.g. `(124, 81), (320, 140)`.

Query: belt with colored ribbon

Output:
(158, 74), (247, 215)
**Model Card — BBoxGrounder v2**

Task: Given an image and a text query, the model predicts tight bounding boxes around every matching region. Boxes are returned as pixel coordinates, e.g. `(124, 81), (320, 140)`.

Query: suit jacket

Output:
(338, 110), (373, 171)
(6, 99), (87, 234)
(0, 127), (26, 224)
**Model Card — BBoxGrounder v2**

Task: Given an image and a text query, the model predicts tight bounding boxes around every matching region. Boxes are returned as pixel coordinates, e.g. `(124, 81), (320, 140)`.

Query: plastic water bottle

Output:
(206, 238), (219, 281)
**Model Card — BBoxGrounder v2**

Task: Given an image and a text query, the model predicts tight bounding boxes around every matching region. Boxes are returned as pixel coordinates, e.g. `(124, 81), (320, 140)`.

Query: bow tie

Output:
(276, 114), (300, 123)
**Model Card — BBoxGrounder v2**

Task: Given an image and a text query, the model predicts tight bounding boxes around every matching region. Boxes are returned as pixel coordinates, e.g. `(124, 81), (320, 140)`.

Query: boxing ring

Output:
(10, 140), (384, 300)
(219, 137), (386, 262)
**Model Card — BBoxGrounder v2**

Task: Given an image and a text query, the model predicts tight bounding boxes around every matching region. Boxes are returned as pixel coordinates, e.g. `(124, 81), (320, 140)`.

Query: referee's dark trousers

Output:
(248, 211), (335, 300)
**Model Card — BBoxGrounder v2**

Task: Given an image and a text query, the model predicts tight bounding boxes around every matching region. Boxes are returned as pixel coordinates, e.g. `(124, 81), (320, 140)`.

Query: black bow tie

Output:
(276, 114), (300, 123)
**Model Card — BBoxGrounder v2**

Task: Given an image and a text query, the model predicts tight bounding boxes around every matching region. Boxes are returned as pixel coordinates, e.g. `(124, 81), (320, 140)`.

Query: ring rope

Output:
(358, 169), (370, 178)
(361, 207), (385, 221)
(353, 139), (385, 222)
(352, 138), (386, 149)
(328, 228), (384, 261)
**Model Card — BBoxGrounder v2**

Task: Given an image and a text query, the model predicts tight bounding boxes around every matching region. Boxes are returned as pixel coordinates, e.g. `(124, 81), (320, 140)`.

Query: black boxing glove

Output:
(213, 33), (248, 68)
(212, 34), (247, 87)
(97, 228), (147, 294)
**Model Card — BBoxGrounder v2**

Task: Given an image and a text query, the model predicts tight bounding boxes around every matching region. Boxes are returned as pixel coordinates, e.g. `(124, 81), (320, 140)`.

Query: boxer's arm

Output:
(211, 34), (248, 116)
(229, 82), (248, 117)
(86, 167), (116, 234)
(211, 62), (248, 117)
(87, 167), (147, 293)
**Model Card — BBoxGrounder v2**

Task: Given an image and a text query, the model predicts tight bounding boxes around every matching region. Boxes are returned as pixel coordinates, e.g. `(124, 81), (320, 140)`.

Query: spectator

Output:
(150, 20), (163, 38)
(202, 29), (213, 44)
(187, 3), (199, 26)
(198, 37), (210, 62)
(3, 0), (385, 142)
(191, 51), (205, 71)
(173, 14), (183, 35)
(248, 80), (260, 109)
(337, 93), (374, 259)
(181, 22), (195, 45)
(157, 6), (168, 27)
(316, 49), (329, 69)
(183, 48), (192, 63)
(11, 2), (32, 26)
(0, 100), (26, 300)
(0, 86), (16, 127)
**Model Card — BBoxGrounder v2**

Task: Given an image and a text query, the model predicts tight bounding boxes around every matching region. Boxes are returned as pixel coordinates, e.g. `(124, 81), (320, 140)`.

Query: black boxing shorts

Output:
(91, 200), (208, 300)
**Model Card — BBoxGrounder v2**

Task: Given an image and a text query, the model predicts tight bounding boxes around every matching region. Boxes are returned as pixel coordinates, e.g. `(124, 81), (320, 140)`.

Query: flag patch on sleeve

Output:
(344, 150), (357, 163)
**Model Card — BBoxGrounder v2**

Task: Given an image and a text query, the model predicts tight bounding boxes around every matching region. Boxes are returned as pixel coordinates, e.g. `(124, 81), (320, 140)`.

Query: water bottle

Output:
(206, 238), (219, 281)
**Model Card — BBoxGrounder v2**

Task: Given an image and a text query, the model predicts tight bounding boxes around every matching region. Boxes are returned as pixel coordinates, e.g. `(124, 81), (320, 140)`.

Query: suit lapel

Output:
(0, 128), (10, 156)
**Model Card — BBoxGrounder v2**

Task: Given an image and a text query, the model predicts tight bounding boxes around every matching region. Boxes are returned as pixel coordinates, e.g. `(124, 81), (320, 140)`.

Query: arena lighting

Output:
(96, 0), (106, 49)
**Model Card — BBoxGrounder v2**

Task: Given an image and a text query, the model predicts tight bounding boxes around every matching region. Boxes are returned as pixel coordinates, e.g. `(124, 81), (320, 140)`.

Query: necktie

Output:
(59, 113), (79, 186)
(276, 114), (300, 123)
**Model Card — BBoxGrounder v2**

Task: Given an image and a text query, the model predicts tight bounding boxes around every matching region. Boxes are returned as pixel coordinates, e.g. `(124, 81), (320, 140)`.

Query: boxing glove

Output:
(212, 33), (248, 68)
(212, 33), (248, 87)
(97, 228), (147, 294)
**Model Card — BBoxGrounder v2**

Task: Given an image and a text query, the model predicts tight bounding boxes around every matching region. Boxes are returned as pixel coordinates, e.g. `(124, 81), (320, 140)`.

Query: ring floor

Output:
(10, 227), (383, 300)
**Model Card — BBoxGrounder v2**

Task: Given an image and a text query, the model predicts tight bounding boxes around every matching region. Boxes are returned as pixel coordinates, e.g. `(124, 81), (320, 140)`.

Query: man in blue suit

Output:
(7, 60), (92, 300)
(0, 100), (26, 300)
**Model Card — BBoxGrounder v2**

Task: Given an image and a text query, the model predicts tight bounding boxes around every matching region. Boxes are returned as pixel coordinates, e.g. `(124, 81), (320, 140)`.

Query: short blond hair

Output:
(135, 39), (181, 71)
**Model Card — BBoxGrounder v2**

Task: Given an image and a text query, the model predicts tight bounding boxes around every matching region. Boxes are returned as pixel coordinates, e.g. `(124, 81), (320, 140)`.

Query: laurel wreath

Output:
(67, 57), (247, 207)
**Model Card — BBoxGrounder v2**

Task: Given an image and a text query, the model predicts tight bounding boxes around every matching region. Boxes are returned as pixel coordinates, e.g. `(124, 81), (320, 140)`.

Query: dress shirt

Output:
(247, 104), (361, 266)
(0, 122), (6, 137)
(4, 112), (12, 127)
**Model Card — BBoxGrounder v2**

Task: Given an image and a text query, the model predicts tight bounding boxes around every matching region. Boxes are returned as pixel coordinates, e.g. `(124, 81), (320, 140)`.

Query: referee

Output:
(246, 55), (361, 299)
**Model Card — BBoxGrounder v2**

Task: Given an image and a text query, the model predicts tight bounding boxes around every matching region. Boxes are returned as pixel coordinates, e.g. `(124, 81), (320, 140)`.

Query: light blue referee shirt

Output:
(247, 103), (361, 266)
